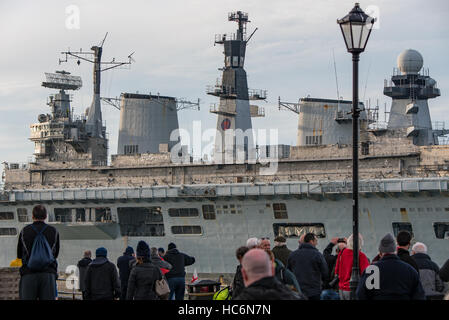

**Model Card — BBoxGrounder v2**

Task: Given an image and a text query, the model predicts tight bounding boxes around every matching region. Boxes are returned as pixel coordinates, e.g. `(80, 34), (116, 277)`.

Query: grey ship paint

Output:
(1, 12), (449, 277)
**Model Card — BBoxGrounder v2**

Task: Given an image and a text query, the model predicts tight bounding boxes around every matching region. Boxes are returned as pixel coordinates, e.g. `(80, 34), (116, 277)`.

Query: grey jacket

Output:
(150, 253), (172, 271)
(412, 253), (445, 297)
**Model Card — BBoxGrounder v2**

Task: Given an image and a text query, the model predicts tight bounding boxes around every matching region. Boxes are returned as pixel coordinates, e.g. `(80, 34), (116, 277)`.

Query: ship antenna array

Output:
(278, 96), (300, 114)
(58, 32), (135, 73)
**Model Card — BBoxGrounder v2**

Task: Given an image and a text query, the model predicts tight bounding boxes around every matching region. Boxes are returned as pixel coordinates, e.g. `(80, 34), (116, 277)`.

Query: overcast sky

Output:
(1, 0), (448, 165)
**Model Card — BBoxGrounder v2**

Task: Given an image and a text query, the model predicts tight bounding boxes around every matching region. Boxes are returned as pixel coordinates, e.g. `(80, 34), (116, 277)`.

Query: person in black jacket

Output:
(234, 248), (305, 300)
(116, 246), (135, 300)
(17, 205), (60, 300)
(321, 237), (346, 300)
(77, 250), (92, 300)
(126, 241), (162, 300)
(411, 242), (445, 299)
(85, 247), (120, 300)
(357, 233), (425, 300)
(440, 258), (449, 282)
(272, 236), (291, 267)
(287, 233), (328, 300)
(396, 230), (419, 272)
(163, 242), (195, 300)
(231, 246), (249, 299)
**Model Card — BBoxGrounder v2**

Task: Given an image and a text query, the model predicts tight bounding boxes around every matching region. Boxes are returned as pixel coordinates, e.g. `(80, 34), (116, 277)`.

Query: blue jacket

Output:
(356, 254), (425, 300)
(287, 243), (328, 297)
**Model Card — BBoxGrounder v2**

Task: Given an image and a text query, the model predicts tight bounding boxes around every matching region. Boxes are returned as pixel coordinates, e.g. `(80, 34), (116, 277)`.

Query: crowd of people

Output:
(12, 204), (449, 300)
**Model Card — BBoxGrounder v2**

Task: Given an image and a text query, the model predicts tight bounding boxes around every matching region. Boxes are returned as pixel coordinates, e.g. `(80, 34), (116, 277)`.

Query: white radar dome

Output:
(397, 49), (423, 74)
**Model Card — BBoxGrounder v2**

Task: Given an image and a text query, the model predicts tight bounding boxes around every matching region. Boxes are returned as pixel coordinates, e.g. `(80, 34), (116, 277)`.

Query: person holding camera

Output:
(321, 237), (347, 300)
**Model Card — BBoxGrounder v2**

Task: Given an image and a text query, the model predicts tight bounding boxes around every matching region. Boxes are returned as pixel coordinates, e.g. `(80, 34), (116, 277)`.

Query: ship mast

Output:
(59, 33), (135, 138)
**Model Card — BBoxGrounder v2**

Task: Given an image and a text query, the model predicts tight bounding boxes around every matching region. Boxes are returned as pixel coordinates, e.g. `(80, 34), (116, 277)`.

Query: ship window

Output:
(171, 225), (202, 235)
(95, 208), (112, 222)
(435, 207), (442, 212)
(17, 208), (29, 222)
(117, 207), (165, 237)
(361, 142), (369, 155)
(232, 56), (239, 67)
(0, 228), (17, 236)
(273, 223), (326, 238)
(54, 208), (72, 223)
(427, 208), (433, 212)
(202, 205), (216, 220)
(168, 208), (199, 217)
(433, 222), (449, 239)
(225, 56), (231, 67)
(273, 203), (288, 219)
(445, 208), (449, 212)
(392, 222), (414, 238)
(0, 212), (14, 220)
(124, 145), (139, 155)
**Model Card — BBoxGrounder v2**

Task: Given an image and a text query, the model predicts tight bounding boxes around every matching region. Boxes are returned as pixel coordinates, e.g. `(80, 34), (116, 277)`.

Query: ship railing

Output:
(214, 33), (244, 43)
(248, 89), (267, 100)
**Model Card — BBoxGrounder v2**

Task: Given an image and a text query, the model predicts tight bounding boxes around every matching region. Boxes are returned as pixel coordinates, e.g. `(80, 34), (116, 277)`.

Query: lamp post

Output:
(337, 3), (375, 300)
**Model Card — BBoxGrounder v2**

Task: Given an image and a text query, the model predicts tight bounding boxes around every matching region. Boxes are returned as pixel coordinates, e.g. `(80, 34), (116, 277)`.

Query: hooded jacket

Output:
(116, 248), (136, 287)
(126, 262), (162, 300)
(85, 256), (120, 300)
(356, 254), (425, 300)
(412, 253), (445, 297)
(287, 243), (328, 298)
(234, 276), (306, 300)
(77, 257), (92, 291)
(150, 252), (172, 274)
(163, 248), (195, 279)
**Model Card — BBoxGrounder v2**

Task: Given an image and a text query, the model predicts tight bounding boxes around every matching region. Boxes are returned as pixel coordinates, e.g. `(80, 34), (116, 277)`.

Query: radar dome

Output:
(397, 49), (423, 74)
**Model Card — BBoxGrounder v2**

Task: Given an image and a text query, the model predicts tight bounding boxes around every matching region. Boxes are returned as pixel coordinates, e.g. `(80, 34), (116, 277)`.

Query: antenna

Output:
(59, 33), (134, 138)
(99, 32), (108, 48)
(332, 49), (340, 101)
(362, 58), (372, 102)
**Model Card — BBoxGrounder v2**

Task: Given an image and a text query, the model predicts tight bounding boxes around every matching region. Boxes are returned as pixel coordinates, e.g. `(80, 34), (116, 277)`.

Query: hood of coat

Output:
(90, 256), (109, 267)
(78, 257), (92, 268)
(166, 248), (179, 255)
(412, 252), (431, 261)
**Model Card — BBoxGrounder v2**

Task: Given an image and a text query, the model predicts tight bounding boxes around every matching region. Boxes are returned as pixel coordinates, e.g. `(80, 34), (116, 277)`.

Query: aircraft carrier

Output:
(1, 11), (449, 277)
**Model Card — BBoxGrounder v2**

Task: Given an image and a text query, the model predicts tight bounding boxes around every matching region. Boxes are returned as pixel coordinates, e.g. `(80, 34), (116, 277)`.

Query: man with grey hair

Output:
(233, 249), (305, 300)
(246, 237), (259, 249)
(357, 233), (425, 300)
(411, 242), (445, 299)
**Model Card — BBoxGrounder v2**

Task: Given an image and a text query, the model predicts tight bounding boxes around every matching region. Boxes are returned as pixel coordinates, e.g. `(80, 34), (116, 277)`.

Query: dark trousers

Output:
(167, 277), (185, 300)
(120, 284), (128, 300)
(20, 273), (56, 300)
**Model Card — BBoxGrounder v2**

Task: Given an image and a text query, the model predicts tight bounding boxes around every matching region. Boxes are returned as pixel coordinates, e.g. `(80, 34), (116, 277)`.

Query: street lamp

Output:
(337, 3), (375, 300)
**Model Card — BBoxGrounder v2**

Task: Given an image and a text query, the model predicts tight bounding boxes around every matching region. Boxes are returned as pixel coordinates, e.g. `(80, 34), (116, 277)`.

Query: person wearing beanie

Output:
(127, 241), (163, 300)
(163, 243), (196, 300)
(272, 236), (291, 267)
(85, 247), (120, 300)
(356, 233), (425, 300)
(116, 246), (136, 300)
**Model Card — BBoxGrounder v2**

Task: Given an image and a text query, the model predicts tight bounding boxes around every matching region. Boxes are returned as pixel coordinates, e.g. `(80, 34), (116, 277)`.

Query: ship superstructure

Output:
(1, 12), (449, 276)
